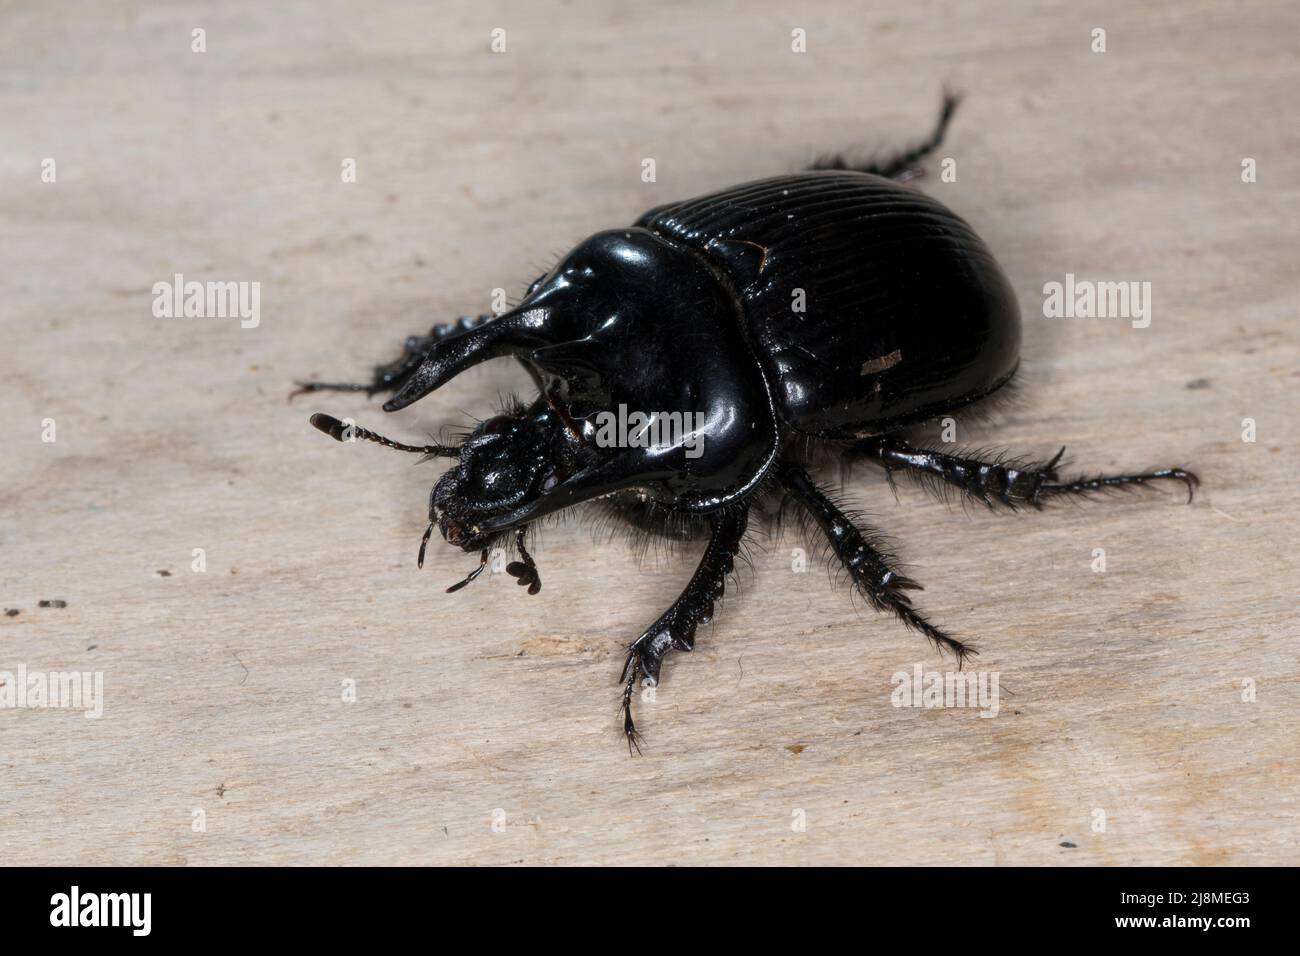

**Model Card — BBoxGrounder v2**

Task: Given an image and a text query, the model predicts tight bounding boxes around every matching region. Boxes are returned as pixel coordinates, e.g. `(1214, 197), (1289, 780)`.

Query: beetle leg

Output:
(504, 525), (542, 595)
(777, 460), (975, 665)
(290, 314), (494, 400)
(1039, 469), (1200, 503)
(861, 438), (1198, 508)
(619, 505), (749, 754)
(808, 88), (961, 181)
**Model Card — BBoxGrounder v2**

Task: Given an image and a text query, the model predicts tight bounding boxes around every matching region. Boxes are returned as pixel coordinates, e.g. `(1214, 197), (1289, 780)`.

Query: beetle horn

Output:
(383, 306), (545, 412)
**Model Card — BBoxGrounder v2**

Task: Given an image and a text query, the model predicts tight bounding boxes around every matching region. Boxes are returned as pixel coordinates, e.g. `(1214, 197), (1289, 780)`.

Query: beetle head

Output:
(429, 401), (582, 552)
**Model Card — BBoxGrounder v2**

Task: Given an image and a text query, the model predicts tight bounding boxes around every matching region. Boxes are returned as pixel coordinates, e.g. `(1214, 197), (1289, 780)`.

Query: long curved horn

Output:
(383, 306), (547, 412)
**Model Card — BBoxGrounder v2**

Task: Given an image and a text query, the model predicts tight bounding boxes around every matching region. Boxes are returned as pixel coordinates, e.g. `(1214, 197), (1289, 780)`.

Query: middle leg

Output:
(777, 459), (974, 663)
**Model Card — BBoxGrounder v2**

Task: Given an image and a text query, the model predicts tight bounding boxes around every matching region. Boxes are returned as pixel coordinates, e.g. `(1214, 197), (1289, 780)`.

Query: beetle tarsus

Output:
(620, 663), (646, 756)
(1040, 467), (1200, 505)
(809, 87), (962, 181)
(290, 381), (375, 402)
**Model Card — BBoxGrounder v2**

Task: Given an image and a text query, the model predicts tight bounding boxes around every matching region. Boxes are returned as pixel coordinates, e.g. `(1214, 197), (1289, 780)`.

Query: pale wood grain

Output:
(2, 0), (1297, 865)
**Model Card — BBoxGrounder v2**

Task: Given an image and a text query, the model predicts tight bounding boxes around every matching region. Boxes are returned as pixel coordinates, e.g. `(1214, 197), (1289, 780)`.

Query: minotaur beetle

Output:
(298, 93), (1197, 753)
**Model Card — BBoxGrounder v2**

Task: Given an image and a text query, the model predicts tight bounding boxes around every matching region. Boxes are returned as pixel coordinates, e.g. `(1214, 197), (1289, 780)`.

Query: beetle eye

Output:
(479, 416), (510, 435)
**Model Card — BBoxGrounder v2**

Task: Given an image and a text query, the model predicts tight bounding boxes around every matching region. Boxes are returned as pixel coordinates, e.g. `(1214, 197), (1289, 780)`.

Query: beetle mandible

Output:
(298, 93), (1197, 753)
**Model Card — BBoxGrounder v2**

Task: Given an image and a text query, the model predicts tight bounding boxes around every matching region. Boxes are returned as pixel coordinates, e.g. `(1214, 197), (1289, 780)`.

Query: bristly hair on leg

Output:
(769, 473), (915, 594)
(801, 369), (1031, 495)
(882, 443), (1064, 513)
(774, 461), (977, 665)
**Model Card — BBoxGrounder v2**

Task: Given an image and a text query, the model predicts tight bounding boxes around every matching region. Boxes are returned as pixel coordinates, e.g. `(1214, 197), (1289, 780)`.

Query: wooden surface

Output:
(3, 0), (1297, 866)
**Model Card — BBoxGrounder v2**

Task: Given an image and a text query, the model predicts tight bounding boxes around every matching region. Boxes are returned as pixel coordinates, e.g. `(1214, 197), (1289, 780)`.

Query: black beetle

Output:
(299, 94), (1196, 753)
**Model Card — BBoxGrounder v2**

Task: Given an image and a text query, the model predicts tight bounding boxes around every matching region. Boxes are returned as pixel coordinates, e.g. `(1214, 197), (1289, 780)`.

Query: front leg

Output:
(620, 505), (749, 754)
(291, 314), (494, 399)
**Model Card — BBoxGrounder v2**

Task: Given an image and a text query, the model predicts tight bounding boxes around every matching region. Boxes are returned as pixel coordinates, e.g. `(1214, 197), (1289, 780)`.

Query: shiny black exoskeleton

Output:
(299, 94), (1197, 753)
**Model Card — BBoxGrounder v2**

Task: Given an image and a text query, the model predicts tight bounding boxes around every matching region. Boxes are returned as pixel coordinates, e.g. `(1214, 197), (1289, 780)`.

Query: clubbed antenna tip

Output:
(308, 414), (459, 458)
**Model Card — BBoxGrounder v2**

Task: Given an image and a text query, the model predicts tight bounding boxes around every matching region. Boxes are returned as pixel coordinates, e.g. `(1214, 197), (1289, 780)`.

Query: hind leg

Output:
(809, 89), (960, 181)
(291, 314), (494, 400)
(859, 437), (1198, 508)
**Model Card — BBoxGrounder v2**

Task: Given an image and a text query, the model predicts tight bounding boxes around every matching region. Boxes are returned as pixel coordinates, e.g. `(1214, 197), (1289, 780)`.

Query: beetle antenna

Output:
(446, 549), (490, 593)
(309, 413), (459, 458)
